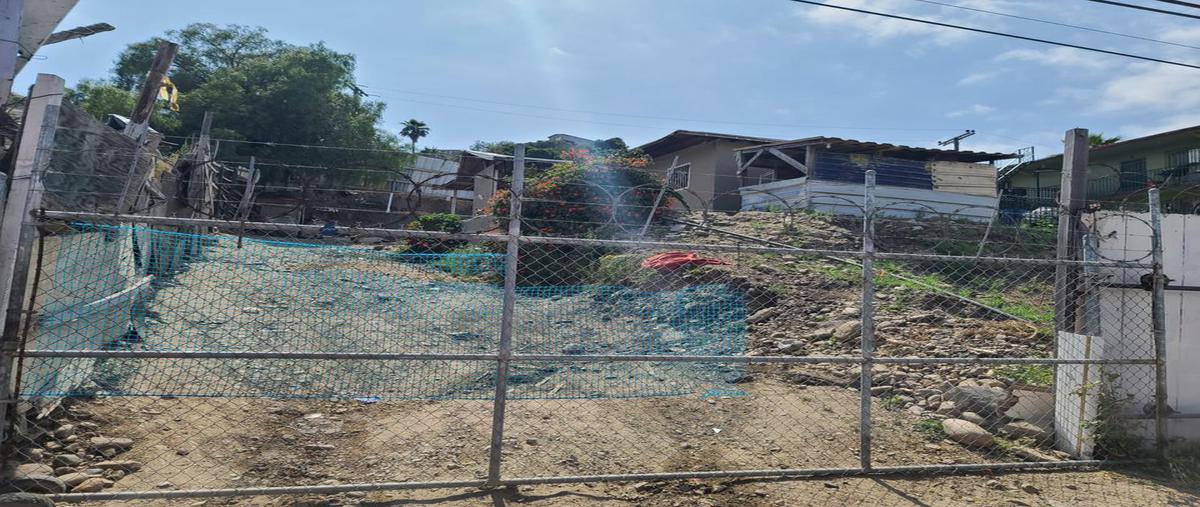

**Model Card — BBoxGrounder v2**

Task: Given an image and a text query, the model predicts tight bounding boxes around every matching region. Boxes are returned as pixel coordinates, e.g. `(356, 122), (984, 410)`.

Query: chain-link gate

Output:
(0, 105), (1176, 504)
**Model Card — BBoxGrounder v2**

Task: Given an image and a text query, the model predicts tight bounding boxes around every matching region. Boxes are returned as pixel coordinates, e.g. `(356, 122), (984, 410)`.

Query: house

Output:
(735, 137), (1015, 219)
(999, 125), (1200, 212)
(439, 150), (563, 216)
(637, 130), (782, 212)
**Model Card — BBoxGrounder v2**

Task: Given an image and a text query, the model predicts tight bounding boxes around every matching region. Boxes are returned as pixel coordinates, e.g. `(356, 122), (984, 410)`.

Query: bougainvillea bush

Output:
(485, 148), (677, 239)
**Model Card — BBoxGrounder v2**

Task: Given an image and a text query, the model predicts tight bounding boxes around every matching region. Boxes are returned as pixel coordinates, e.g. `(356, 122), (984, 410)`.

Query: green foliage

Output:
(994, 365), (1053, 387)
(65, 80), (181, 133)
(593, 254), (645, 285)
(486, 149), (674, 239)
(411, 213), (463, 233)
(470, 136), (632, 160)
(881, 395), (907, 411)
(404, 213), (464, 253)
(914, 418), (947, 441)
(400, 119), (429, 153)
(75, 23), (407, 196)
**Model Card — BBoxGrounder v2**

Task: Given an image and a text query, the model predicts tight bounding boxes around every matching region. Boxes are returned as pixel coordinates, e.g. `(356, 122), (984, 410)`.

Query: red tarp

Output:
(641, 251), (726, 270)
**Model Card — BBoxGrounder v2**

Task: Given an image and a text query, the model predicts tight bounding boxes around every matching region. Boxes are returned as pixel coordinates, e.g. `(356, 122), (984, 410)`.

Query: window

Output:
(667, 163), (690, 189)
(1119, 158), (1146, 191)
(757, 169), (776, 185)
(1168, 148), (1200, 168)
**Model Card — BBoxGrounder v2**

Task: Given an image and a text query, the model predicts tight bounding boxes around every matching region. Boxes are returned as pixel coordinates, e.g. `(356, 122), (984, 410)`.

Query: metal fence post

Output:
(859, 170), (876, 472)
(486, 144), (525, 487)
(1148, 188), (1168, 461)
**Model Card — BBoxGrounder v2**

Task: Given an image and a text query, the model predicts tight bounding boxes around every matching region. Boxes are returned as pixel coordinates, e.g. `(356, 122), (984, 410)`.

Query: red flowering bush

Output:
(486, 148), (675, 238)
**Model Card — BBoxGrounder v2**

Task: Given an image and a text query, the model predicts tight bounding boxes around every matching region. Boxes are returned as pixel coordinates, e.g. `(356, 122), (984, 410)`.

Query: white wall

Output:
(1087, 211), (1200, 442)
(739, 178), (998, 221)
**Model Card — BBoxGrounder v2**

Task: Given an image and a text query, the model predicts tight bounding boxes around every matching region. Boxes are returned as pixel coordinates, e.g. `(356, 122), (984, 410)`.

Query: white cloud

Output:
(1159, 25), (1200, 46)
(794, 0), (972, 45)
(1097, 63), (1200, 113)
(947, 103), (996, 118)
(957, 70), (997, 86)
(549, 46), (568, 56)
(996, 47), (1116, 70)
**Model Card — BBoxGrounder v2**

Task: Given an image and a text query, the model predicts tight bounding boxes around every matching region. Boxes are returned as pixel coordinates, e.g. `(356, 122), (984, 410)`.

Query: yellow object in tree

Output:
(158, 75), (179, 112)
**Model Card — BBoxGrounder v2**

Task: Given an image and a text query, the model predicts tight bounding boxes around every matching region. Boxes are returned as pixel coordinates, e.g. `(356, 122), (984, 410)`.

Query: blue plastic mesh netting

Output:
(22, 223), (746, 400)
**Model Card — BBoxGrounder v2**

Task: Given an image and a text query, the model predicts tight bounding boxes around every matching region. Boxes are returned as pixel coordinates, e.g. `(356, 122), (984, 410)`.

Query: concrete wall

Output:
(648, 139), (765, 213)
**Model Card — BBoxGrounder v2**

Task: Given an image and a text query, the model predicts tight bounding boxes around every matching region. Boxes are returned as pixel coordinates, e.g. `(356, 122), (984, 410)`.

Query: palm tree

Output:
(1089, 133), (1122, 147)
(400, 119), (430, 154)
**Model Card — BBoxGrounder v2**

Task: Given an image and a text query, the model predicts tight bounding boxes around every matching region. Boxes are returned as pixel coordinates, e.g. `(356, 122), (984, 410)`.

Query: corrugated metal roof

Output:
(736, 136), (1015, 163)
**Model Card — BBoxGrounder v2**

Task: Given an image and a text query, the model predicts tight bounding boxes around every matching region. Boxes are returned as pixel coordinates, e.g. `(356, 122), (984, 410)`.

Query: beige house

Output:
(638, 130), (781, 212)
(1000, 125), (1200, 210)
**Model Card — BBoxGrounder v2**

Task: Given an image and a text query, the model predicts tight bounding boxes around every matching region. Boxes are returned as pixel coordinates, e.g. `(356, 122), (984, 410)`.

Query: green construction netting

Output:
(21, 223), (747, 400)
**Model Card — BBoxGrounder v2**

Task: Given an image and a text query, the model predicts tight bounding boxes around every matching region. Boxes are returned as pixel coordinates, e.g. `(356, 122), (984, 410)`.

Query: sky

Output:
(16, 0), (1200, 159)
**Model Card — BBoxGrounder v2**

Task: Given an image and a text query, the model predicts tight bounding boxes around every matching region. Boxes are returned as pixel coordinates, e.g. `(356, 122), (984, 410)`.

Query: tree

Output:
(1089, 133), (1122, 147)
(67, 23), (411, 223)
(470, 136), (638, 160)
(400, 119), (429, 154)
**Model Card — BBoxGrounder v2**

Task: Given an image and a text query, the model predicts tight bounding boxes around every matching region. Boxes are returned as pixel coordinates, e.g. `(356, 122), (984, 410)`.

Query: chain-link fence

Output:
(0, 113), (1183, 504)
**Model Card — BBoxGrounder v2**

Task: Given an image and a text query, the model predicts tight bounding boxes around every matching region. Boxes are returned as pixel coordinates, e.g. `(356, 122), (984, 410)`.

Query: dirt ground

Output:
(59, 378), (1200, 506)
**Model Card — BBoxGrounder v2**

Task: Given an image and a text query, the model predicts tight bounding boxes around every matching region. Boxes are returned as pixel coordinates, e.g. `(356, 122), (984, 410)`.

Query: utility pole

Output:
(0, 0), (22, 106)
(1055, 128), (1090, 332)
(938, 129), (976, 151)
(124, 41), (178, 140)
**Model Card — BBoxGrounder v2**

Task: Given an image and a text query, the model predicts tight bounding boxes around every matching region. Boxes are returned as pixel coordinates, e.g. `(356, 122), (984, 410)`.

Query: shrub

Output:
(405, 212), (463, 253)
(486, 148), (678, 239)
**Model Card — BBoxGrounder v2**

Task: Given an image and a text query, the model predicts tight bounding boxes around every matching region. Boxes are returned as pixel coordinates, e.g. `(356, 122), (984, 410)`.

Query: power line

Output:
(1083, 0), (1200, 19)
(1152, 0), (1200, 11)
(791, 0), (1200, 70)
(364, 87), (964, 132)
(907, 0), (1200, 51)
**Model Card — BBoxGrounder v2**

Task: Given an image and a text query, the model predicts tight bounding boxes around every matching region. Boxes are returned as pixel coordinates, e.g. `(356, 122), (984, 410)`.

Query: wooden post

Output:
(0, 74), (64, 444)
(123, 41), (178, 139)
(0, 0), (21, 106)
(236, 156), (258, 221)
(1055, 128), (1089, 332)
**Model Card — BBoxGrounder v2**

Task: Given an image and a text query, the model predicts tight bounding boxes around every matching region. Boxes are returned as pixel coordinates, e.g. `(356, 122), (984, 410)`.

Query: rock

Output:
(833, 321), (862, 341)
(77, 422), (100, 431)
(0, 492), (55, 507)
(747, 307), (780, 324)
(357, 236), (385, 245)
(935, 401), (958, 416)
(55, 473), (92, 487)
(89, 437), (133, 453)
(941, 419), (994, 448)
(985, 479), (1005, 490)
(525, 438), (538, 446)
(5, 475), (65, 494)
(10, 465), (52, 478)
(51, 426), (74, 440)
(241, 307), (262, 314)
(1009, 446), (1059, 462)
(840, 307), (859, 317)
(561, 343), (586, 355)
(49, 455), (81, 468)
(803, 328), (835, 340)
(1020, 483), (1041, 495)
(70, 478), (111, 493)
(1002, 421), (1050, 442)
(960, 412), (987, 427)
(779, 341), (805, 354)
(448, 332), (480, 342)
(944, 386), (1016, 422)
(92, 461), (141, 472)
(156, 482), (175, 489)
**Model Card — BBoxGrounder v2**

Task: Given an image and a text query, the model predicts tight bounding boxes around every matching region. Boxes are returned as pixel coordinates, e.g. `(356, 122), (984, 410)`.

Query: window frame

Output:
(667, 163), (691, 190)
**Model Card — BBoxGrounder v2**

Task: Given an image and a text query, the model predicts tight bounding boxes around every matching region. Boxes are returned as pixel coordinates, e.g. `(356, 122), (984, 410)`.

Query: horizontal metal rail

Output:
(37, 210), (509, 244)
(20, 349), (1157, 365)
(45, 459), (1152, 502)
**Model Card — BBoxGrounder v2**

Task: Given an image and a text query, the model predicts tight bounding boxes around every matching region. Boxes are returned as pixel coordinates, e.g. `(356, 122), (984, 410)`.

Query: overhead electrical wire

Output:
(790, 0), (1200, 70)
(1152, 0), (1200, 9)
(907, 0), (1200, 51)
(1083, 0), (1200, 19)
(362, 86), (963, 132)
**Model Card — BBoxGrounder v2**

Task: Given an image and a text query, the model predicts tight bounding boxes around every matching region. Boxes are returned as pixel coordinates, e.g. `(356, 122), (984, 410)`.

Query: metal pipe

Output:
(17, 350), (1155, 365)
(1148, 188), (1168, 461)
(486, 144), (525, 486)
(46, 479), (489, 502)
(38, 210), (509, 244)
(43, 460), (1153, 502)
(859, 170), (876, 471)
